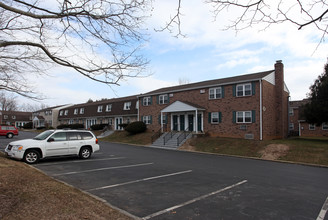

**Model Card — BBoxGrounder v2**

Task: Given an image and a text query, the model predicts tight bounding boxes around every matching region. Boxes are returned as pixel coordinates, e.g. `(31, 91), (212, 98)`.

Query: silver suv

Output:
(5, 130), (100, 164)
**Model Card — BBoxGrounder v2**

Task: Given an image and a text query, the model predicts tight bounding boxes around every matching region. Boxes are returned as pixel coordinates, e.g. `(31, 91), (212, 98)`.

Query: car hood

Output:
(9, 139), (43, 147)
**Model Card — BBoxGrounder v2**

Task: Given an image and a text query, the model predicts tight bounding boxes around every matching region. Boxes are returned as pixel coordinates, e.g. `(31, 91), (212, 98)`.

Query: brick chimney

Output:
(274, 60), (288, 138)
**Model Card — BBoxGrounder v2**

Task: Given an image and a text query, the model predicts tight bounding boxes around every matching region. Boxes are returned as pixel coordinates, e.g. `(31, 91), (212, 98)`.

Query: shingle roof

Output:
(139, 70), (274, 97)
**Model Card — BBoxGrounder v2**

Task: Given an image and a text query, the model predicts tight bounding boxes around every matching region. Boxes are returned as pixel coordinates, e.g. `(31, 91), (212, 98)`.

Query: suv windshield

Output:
(33, 130), (54, 140)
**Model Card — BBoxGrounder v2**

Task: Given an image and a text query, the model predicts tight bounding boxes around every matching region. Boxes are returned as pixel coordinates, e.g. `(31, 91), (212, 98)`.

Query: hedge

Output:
(124, 121), (147, 134)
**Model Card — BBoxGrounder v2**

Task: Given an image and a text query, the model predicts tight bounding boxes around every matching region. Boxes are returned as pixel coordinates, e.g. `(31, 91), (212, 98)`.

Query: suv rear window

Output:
(68, 132), (83, 140)
(81, 132), (93, 140)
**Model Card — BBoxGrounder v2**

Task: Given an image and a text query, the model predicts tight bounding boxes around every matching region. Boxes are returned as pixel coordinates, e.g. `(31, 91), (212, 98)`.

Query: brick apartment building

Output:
(58, 96), (138, 130)
(0, 111), (32, 127)
(289, 99), (328, 137)
(138, 60), (290, 140)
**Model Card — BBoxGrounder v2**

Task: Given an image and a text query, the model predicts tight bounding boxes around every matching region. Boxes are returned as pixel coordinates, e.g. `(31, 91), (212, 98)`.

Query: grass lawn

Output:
(0, 153), (131, 220)
(188, 136), (328, 166)
(100, 131), (328, 166)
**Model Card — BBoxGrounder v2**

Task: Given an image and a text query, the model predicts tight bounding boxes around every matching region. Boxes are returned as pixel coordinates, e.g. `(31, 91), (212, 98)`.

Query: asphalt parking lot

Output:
(1, 131), (328, 219)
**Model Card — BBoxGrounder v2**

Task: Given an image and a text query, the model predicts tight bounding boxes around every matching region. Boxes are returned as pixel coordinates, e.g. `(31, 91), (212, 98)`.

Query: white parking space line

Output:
(52, 162), (154, 176)
(142, 179), (248, 220)
(317, 196), (328, 220)
(87, 170), (193, 192)
(35, 157), (126, 166)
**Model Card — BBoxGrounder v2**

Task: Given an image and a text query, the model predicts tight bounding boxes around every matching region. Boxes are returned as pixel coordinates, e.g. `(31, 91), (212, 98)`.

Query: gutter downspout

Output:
(259, 79), (263, 141)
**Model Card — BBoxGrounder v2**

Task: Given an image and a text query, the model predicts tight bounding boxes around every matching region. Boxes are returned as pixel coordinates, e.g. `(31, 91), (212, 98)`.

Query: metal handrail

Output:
(177, 127), (191, 146)
(163, 131), (174, 145)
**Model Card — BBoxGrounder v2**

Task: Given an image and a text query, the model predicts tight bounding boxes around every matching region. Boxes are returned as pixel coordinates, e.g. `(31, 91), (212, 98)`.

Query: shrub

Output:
(124, 121), (147, 134)
(90, 124), (107, 131)
(23, 122), (33, 129)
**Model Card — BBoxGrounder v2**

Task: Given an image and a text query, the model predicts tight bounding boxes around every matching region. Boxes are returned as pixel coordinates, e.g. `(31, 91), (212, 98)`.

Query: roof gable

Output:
(161, 101), (205, 113)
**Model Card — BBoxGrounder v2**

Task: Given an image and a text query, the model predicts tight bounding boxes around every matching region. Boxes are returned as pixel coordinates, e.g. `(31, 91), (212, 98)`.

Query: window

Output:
(143, 97), (152, 106)
(97, 105), (103, 112)
(143, 115), (152, 125)
(64, 110), (68, 116)
(59, 111), (63, 116)
(124, 102), (131, 110)
(323, 123), (328, 130)
(236, 111), (252, 123)
(309, 124), (315, 130)
(209, 87), (222, 99)
(50, 132), (67, 142)
(80, 108), (84, 114)
(4, 115), (8, 119)
(289, 108), (294, 116)
(12, 115), (16, 119)
(289, 123), (294, 130)
(108, 118), (113, 125)
(74, 109), (78, 115)
(159, 94), (168, 104)
(236, 83), (252, 97)
(69, 119), (74, 124)
(209, 112), (221, 124)
(106, 104), (112, 112)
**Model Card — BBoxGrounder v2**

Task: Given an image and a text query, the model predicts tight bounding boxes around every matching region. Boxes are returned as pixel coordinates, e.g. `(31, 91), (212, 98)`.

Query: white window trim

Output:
(236, 111), (252, 123)
(211, 112), (220, 124)
(80, 108), (84, 114)
(124, 102), (131, 110)
(97, 105), (103, 112)
(64, 110), (68, 116)
(159, 94), (168, 104)
(143, 115), (151, 125)
(236, 83), (252, 97)
(74, 109), (78, 115)
(59, 111), (63, 116)
(322, 123), (328, 130)
(209, 87), (222, 100)
(143, 97), (151, 106)
(309, 124), (315, 130)
(106, 104), (112, 112)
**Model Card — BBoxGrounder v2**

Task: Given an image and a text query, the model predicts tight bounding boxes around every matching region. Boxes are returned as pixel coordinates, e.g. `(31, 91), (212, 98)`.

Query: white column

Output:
(195, 109), (198, 133)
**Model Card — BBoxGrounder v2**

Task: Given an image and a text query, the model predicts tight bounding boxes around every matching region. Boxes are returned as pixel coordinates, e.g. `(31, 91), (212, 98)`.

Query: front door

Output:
(173, 115), (178, 131)
(115, 117), (123, 130)
(180, 115), (185, 131)
(188, 115), (194, 131)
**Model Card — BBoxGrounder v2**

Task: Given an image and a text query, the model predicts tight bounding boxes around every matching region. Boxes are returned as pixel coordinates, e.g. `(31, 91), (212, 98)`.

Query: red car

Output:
(0, 125), (19, 138)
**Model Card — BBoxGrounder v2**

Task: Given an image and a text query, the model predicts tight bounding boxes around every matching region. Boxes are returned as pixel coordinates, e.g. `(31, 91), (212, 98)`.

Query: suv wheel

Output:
(24, 150), (40, 164)
(79, 147), (91, 159)
(6, 133), (13, 138)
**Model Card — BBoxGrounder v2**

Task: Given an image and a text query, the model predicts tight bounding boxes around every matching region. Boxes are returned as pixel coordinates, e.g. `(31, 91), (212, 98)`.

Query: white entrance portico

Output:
(161, 101), (205, 133)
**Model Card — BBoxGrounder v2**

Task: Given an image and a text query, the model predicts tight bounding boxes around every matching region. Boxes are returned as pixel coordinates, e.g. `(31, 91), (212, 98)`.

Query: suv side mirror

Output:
(47, 137), (55, 142)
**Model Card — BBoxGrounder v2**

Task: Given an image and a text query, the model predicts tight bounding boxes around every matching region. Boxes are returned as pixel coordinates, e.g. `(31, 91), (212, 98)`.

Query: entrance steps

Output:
(152, 132), (192, 149)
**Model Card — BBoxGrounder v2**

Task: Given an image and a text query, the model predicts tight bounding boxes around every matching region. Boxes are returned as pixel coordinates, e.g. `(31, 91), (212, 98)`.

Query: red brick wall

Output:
(139, 82), (261, 140)
(300, 122), (328, 137)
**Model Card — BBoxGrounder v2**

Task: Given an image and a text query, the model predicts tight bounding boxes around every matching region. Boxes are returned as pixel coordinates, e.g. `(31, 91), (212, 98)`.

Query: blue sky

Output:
(21, 0), (328, 107)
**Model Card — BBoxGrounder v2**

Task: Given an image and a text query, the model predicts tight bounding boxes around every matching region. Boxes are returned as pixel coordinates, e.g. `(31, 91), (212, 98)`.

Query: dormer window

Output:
(74, 108), (78, 115)
(106, 104), (112, 112)
(97, 105), (103, 112)
(80, 108), (84, 114)
(124, 102), (131, 110)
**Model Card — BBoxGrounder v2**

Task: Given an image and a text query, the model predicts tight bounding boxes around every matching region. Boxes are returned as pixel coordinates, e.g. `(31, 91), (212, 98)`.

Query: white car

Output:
(5, 130), (100, 164)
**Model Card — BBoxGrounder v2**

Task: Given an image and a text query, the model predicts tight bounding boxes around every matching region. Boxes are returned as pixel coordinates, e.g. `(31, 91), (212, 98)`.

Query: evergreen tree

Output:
(303, 60), (328, 125)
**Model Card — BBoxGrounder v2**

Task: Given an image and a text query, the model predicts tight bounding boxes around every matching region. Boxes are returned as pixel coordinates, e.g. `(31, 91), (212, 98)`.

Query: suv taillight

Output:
(96, 138), (98, 144)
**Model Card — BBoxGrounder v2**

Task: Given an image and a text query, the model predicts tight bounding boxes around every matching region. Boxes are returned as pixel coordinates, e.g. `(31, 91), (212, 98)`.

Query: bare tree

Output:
(0, 0), (150, 99)
(161, 1), (328, 43)
(0, 91), (18, 111)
